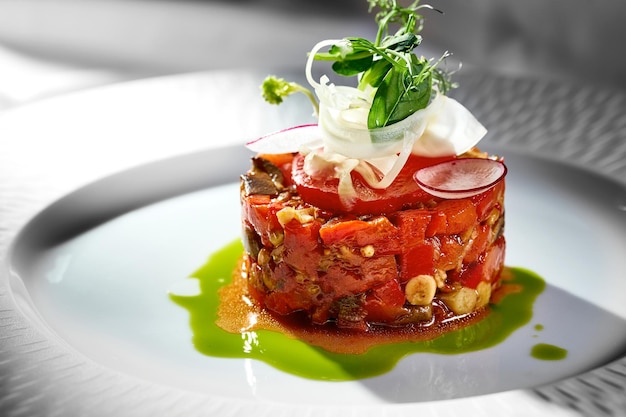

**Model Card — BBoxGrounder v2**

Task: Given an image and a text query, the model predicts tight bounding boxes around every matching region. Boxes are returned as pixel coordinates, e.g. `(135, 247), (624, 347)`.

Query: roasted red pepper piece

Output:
(319, 216), (401, 255)
(471, 180), (505, 222)
(397, 242), (436, 282)
(435, 235), (465, 271)
(320, 255), (398, 298)
(463, 223), (491, 263)
(436, 199), (477, 235)
(391, 209), (431, 244)
(363, 279), (407, 323)
(282, 218), (323, 277)
(242, 197), (283, 247)
(449, 235), (506, 289)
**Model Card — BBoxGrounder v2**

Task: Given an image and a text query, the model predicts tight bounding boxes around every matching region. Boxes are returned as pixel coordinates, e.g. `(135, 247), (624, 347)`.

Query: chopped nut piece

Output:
(360, 245), (375, 257)
(276, 206), (316, 227)
(270, 245), (285, 263)
(268, 231), (284, 247)
(476, 281), (492, 308)
(460, 226), (475, 243)
(486, 208), (501, 226)
(439, 287), (478, 314)
(433, 269), (447, 288)
(295, 208), (315, 224)
(405, 274), (437, 306)
(257, 248), (271, 266)
(276, 207), (296, 227)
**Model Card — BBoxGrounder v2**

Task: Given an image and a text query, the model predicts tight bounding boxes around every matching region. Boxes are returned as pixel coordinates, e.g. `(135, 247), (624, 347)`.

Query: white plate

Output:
(2, 70), (626, 417)
(8, 144), (626, 403)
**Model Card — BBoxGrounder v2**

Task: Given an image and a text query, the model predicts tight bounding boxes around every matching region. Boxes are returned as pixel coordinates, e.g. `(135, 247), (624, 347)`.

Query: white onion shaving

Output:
(411, 95), (487, 157)
(367, 132), (415, 189)
(303, 150), (361, 208)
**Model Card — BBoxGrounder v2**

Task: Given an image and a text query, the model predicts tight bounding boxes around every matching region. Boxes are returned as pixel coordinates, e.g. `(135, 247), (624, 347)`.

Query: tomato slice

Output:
(291, 153), (456, 215)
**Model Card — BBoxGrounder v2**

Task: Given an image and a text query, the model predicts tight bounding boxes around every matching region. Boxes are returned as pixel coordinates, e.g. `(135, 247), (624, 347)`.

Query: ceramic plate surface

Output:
(8, 145), (626, 403)
(2, 70), (626, 417)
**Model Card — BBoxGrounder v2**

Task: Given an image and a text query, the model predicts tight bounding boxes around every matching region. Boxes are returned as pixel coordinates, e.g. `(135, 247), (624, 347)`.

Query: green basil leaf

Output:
(359, 59), (393, 89)
(368, 63), (432, 131)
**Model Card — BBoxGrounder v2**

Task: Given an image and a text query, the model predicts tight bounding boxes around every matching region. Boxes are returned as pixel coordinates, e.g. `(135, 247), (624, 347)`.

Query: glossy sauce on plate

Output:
(170, 240), (554, 381)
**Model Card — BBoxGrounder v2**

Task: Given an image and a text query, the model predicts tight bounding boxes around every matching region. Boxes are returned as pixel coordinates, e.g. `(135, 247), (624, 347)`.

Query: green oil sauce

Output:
(170, 239), (547, 381)
(531, 343), (568, 361)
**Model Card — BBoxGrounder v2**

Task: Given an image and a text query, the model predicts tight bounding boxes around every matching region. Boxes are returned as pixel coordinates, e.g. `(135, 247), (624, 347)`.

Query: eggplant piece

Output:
(240, 157), (285, 196)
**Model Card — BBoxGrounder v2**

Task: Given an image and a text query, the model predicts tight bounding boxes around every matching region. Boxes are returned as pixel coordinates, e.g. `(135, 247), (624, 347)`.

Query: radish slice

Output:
(246, 124), (322, 154)
(414, 158), (507, 199)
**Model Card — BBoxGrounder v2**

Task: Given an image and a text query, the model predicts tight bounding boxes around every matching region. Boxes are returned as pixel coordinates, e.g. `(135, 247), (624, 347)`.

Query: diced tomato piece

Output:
(391, 209), (431, 246)
(422, 200), (478, 237)
(263, 262), (300, 315)
(397, 242), (436, 282)
(320, 255), (398, 298)
(363, 279), (408, 323)
(282, 219), (322, 277)
(471, 180), (505, 222)
(481, 235), (506, 283)
(436, 199), (477, 235)
(319, 216), (401, 254)
(435, 235), (465, 271)
(450, 235), (506, 288)
(257, 152), (295, 167)
(245, 194), (271, 205)
(425, 211), (447, 237)
(242, 197), (283, 247)
(463, 223), (491, 263)
(360, 255), (399, 286)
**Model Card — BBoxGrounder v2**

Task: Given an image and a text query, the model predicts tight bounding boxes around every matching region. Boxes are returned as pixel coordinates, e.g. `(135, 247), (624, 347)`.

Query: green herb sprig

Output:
(261, 76), (319, 115)
(261, 0), (455, 129)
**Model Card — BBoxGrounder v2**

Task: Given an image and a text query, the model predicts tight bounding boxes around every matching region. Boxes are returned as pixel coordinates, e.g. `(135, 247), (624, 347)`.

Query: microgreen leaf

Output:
(332, 55), (374, 76)
(261, 75), (319, 115)
(380, 33), (421, 52)
(260, 0), (455, 131)
(359, 59), (393, 89)
(320, 0), (452, 128)
(368, 59), (432, 130)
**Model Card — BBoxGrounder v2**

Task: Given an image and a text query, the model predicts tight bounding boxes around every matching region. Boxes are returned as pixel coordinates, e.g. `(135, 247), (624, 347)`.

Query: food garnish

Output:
(254, 0), (487, 208)
(414, 158), (508, 199)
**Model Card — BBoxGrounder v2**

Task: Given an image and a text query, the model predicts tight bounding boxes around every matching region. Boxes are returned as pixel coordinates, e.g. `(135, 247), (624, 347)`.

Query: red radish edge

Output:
(414, 158), (507, 199)
(246, 124), (320, 154)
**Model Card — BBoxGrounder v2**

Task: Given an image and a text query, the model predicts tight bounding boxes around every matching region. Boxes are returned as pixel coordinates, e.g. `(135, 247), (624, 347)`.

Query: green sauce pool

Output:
(531, 343), (568, 361)
(170, 240), (549, 381)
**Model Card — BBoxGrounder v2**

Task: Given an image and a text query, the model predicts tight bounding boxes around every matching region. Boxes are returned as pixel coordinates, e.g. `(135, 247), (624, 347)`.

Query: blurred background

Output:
(0, 0), (625, 112)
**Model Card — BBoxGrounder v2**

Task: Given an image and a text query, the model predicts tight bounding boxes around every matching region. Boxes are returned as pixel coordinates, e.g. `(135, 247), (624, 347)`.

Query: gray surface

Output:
(0, 0), (624, 88)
